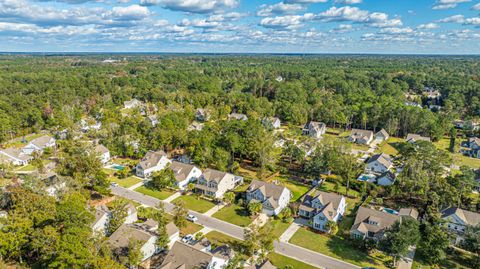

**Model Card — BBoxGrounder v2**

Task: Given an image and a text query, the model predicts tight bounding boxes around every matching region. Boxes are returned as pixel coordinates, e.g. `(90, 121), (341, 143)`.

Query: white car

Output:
(182, 234), (194, 243)
(186, 214), (198, 223)
(110, 182), (118, 187)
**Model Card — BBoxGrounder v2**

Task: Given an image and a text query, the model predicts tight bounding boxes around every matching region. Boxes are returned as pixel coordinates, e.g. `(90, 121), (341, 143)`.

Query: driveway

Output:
(110, 186), (359, 269)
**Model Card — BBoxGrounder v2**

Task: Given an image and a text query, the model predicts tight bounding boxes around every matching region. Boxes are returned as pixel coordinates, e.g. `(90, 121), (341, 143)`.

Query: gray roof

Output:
(406, 134), (431, 142)
(228, 113), (248, 120)
(0, 147), (32, 161)
(170, 161), (198, 183)
(30, 135), (54, 148)
(166, 222), (179, 237)
(367, 153), (393, 168)
(202, 168), (233, 183)
(441, 207), (480, 226)
(248, 180), (288, 202)
(350, 207), (400, 235)
(375, 129), (389, 138)
(305, 121), (326, 132)
(108, 224), (154, 250)
(350, 129), (374, 140)
(160, 241), (213, 269)
(93, 205), (109, 226)
(246, 260), (277, 269)
(302, 190), (344, 211)
(139, 150), (168, 170)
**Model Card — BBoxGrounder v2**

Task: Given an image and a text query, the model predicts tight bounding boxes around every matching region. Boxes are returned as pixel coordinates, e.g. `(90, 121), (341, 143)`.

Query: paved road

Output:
(111, 186), (359, 269)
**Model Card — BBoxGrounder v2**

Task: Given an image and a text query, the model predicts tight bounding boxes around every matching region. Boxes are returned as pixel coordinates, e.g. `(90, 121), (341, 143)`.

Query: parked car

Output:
(187, 214), (198, 222)
(110, 182), (118, 187)
(182, 234), (194, 243)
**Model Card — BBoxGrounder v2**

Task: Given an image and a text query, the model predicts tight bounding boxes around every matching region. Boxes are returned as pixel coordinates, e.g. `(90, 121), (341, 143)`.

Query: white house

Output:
(147, 115), (159, 127)
(298, 190), (346, 232)
(166, 222), (180, 248)
(22, 135), (56, 155)
(375, 129), (389, 142)
(0, 147), (33, 166)
(169, 161), (202, 190)
(246, 180), (291, 216)
(94, 144), (110, 164)
(441, 207), (480, 244)
(92, 205), (110, 235)
(302, 121), (326, 139)
(348, 129), (374, 145)
(136, 150), (171, 178)
(366, 153), (393, 174)
(195, 168), (243, 199)
(108, 223), (158, 261)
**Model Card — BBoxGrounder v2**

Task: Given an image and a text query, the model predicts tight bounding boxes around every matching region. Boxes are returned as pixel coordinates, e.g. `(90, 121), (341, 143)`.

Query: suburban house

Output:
(228, 113), (248, 121)
(262, 117), (281, 129)
(42, 172), (66, 197)
(0, 147), (33, 166)
(166, 222), (180, 248)
(406, 134), (431, 143)
(195, 108), (211, 122)
(441, 207), (480, 244)
(350, 207), (418, 241)
(22, 135), (56, 155)
(80, 119), (102, 132)
(376, 171), (396, 186)
(463, 137), (480, 158)
(169, 161), (202, 190)
(136, 150), (171, 178)
(159, 241), (234, 269)
(92, 205), (110, 235)
(246, 180), (291, 216)
(124, 98), (143, 109)
(94, 144), (110, 164)
(108, 223), (159, 261)
(348, 129), (374, 145)
(298, 190), (347, 232)
(366, 153), (393, 174)
(375, 129), (390, 142)
(302, 121), (327, 139)
(195, 168), (243, 199)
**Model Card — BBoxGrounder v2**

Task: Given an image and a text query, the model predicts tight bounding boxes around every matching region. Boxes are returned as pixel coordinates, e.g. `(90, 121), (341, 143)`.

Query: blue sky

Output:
(0, 0), (479, 53)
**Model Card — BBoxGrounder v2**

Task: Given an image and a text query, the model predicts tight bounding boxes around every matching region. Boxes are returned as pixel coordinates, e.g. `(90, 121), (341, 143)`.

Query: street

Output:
(110, 186), (360, 269)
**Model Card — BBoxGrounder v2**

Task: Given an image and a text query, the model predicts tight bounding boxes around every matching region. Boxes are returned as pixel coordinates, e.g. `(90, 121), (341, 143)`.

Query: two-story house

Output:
(366, 153), (393, 174)
(136, 150), (171, 178)
(298, 190), (346, 232)
(350, 207), (400, 241)
(160, 241), (234, 269)
(302, 121), (327, 139)
(92, 203), (137, 235)
(22, 135), (56, 155)
(348, 129), (374, 145)
(246, 180), (291, 216)
(195, 168), (242, 199)
(169, 161), (202, 191)
(108, 222), (159, 262)
(262, 117), (281, 129)
(441, 207), (480, 244)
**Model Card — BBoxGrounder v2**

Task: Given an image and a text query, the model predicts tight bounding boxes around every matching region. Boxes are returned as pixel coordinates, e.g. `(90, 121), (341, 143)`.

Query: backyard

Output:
(212, 204), (253, 227)
(289, 227), (390, 269)
(376, 136), (405, 156)
(135, 186), (176, 200)
(172, 194), (216, 213)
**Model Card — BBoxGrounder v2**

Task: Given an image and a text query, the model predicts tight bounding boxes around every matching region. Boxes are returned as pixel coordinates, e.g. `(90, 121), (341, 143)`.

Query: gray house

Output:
(302, 121), (326, 139)
(348, 129), (374, 145)
(299, 190), (346, 232)
(246, 180), (291, 216)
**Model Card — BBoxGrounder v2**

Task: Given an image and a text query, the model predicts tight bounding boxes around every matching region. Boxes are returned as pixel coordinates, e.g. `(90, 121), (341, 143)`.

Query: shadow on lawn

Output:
(325, 235), (385, 268)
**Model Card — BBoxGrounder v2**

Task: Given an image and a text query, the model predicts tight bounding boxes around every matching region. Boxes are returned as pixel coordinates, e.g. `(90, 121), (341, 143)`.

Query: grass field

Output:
(319, 181), (361, 199)
(135, 186), (176, 200)
(289, 227), (390, 269)
(268, 252), (319, 269)
(434, 137), (480, 169)
(14, 164), (37, 172)
(212, 204), (253, 227)
(172, 195), (216, 213)
(269, 219), (293, 238)
(180, 222), (203, 236)
(204, 231), (241, 247)
(108, 176), (142, 188)
(377, 137), (405, 156)
(274, 176), (311, 201)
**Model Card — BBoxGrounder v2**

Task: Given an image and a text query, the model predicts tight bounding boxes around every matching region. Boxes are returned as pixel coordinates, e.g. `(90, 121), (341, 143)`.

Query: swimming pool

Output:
(111, 164), (125, 171)
(357, 174), (376, 183)
(383, 208), (399, 215)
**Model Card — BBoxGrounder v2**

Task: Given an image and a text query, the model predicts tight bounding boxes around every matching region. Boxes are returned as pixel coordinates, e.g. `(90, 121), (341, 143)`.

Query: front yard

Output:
(212, 204), (253, 227)
(270, 219), (293, 238)
(135, 186), (176, 200)
(268, 252), (319, 269)
(289, 227), (390, 269)
(204, 231), (241, 247)
(172, 194), (216, 213)
(108, 176), (142, 188)
(180, 221), (203, 236)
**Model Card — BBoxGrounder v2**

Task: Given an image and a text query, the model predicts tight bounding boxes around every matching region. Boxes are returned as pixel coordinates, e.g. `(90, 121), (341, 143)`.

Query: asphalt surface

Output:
(110, 186), (360, 269)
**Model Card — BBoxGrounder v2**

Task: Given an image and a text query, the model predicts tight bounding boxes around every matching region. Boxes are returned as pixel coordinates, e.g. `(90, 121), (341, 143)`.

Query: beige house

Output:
(159, 241), (234, 269)
(195, 168), (243, 199)
(350, 207), (398, 241)
(170, 161), (202, 190)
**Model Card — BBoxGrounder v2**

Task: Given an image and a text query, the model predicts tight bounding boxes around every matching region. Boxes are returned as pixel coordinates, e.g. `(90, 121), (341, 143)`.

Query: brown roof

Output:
(442, 207), (480, 226)
(108, 224), (154, 250)
(248, 180), (288, 202)
(202, 168), (232, 183)
(159, 241), (213, 269)
(302, 190), (344, 212)
(399, 208), (419, 220)
(350, 207), (400, 235)
(139, 150), (168, 170)
(170, 161), (197, 182)
(367, 153), (393, 168)
(166, 222), (179, 237)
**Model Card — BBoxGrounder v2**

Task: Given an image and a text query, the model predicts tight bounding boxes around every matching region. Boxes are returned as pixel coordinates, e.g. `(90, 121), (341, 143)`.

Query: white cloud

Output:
(329, 23), (354, 33)
(317, 6), (402, 28)
(140, 0), (239, 13)
(379, 27), (414, 35)
(284, 0), (327, 3)
(473, 3), (480, 10)
(464, 17), (480, 26)
(259, 13), (314, 29)
(334, 0), (362, 4)
(257, 2), (305, 17)
(417, 23), (439, 29)
(107, 5), (151, 21)
(432, 0), (471, 10)
(437, 14), (465, 23)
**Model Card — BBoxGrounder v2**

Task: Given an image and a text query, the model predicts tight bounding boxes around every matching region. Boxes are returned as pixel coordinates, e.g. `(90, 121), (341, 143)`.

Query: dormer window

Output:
(368, 220), (378, 226)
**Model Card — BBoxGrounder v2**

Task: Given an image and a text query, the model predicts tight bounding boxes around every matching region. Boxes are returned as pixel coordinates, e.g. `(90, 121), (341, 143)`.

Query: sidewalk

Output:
(398, 246), (416, 269)
(127, 180), (145, 190)
(279, 221), (301, 242)
(163, 192), (182, 202)
(203, 203), (226, 216)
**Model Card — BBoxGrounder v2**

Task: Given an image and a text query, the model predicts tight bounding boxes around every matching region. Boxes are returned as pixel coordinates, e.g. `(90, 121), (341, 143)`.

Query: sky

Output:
(0, 0), (479, 54)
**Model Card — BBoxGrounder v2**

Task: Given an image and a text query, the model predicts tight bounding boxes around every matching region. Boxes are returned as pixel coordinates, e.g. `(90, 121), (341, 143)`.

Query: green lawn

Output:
(15, 164), (37, 172)
(6, 133), (45, 148)
(108, 176), (142, 188)
(0, 178), (10, 187)
(434, 137), (480, 169)
(212, 204), (253, 227)
(319, 181), (361, 199)
(180, 221), (203, 236)
(172, 195), (216, 213)
(269, 219), (293, 238)
(135, 186), (176, 200)
(204, 231), (241, 247)
(377, 137), (405, 156)
(289, 227), (390, 269)
(268, 252), (319, 269)
(273, 176), (311, 201)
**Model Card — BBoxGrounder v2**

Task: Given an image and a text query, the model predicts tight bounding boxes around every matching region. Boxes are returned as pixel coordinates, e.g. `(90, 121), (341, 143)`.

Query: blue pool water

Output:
(112, 164), (125, 171)
(383, 208), (399, 215)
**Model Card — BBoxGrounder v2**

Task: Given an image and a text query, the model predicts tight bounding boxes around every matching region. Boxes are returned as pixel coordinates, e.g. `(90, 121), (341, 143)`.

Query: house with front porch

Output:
(195, 168), (243, 199)
(246, 180), (291, 216)
(298, 190), (346, 232)
(136, 150), (171, 178)
(366, 153), (393, 174)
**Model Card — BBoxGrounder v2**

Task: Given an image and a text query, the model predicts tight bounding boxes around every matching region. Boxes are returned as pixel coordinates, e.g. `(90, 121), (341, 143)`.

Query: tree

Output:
(107, 199), (129, 235)
(187, 183), (195, 193)
(379, 218), (420, 266)
(248, 201), (262, 216)
(449, 127), (457, 153)
(223, 192), (235, 206)
(149, 167), (176, 190)
(325, 221), (338, 235)
(242, 223), (277, 263)
(125, 240), (143, 268)
(462, 225), (480, 267)
(173, 200), (188, 229)
(417, 223), (450, 266)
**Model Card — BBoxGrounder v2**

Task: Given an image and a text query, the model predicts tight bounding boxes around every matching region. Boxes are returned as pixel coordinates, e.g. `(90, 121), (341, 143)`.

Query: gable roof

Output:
(93, 205), (109, 226)
(160, 241), (213, 269)
(305, 121), (326, 132)
(302, 190), (344, 211)
(441, 207), (480, 226)
(94, 144), (109, 154)
(30, 135), (54, 148)
(367, 153), (393, 168)
(399, 208), (419, 220)
(166, 222), (179, 237)
(248, 180), (288, 202)
(350, 207), (399, 235)
(170, 161), (198, 182)
(350, 129), (374, 140)
(139, 150), (168, 170)
(375, 129), (389, 138)
(108, 224), (154, 250)
(406, 134), (431, 142)
(0, 147), (32, 161)
(202, 168), (232, 183)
